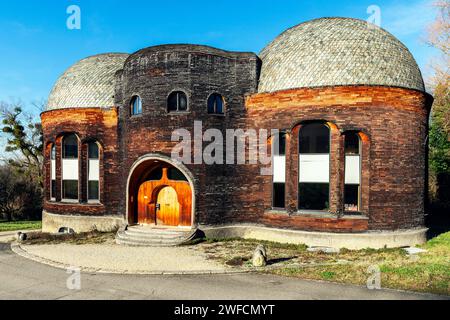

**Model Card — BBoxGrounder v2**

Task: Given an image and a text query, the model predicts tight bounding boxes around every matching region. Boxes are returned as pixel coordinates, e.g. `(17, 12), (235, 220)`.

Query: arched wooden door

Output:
(156, 186), (180, 226)
(136, 167), (192, 227)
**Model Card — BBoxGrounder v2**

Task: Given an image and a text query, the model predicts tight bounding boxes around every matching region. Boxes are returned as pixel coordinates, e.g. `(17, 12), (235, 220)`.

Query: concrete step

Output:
(115, 237), (181, 247)
(116, 231), (186, 242)
(115, 226), (199, 247)
(125, 229), (191, 239)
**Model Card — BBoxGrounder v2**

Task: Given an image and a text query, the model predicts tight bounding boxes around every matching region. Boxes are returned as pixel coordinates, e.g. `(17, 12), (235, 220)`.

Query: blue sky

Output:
(0, 0), (439, 113)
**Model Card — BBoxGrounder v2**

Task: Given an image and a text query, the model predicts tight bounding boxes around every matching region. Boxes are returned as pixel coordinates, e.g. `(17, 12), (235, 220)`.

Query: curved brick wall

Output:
(115, 44), (260, 226)
(245, 86), (433, 231)
(42, 46), (432, 233)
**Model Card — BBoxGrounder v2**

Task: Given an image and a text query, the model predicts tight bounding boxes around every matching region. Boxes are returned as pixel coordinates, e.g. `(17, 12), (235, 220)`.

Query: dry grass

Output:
(22, 231), (116, 245)
(194, 233), (450, 296)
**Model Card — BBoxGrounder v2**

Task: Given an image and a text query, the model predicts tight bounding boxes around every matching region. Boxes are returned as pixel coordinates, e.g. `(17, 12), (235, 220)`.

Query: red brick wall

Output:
(245, 85), (433, 231)
(42, 107), (120, 217)
(41, 85), (432, 233)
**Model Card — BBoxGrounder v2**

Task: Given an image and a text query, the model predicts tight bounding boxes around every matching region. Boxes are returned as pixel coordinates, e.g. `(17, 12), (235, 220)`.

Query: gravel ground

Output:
(21, 243), (228, 273)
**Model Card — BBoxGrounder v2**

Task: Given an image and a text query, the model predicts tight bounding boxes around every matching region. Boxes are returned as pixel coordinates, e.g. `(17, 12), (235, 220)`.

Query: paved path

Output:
(0, 243), (447, 300)
(0, 230), (40, 243)
(17, 243), (227, 274)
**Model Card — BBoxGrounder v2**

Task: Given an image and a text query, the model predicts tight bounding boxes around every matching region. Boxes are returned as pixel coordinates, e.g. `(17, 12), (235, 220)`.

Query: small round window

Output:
(130, 96), (142, 116)
(168, 91), (188, 112)
(207, 93), (224, 115)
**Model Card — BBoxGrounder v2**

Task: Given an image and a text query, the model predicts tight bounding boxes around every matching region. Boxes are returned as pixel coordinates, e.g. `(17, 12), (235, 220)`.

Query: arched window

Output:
(298, 123), (330, 210)
(62, 134), (79, 201)
(50, 144), (56, 201)
(344, 132), (361, 212)
(168, 91), (188, 112)
(272, 132), (286, 209)
(88, 142), (100, 202)
(207, 93), (224, 115)
(130, 96), (142, 116)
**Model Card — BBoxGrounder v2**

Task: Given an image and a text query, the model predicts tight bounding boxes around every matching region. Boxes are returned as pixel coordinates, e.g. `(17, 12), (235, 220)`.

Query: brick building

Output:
(41, 18), (433, 249)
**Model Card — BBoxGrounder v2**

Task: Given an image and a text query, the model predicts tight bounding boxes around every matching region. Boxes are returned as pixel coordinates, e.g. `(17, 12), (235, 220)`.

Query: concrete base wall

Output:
(42, 211), (125, 233)
(200, 224), (428, 250)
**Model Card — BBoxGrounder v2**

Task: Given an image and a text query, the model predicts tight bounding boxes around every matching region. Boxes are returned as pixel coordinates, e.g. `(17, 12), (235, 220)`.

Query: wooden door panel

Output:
(136, 168), (192, 226)
(156, 186), (180, 226)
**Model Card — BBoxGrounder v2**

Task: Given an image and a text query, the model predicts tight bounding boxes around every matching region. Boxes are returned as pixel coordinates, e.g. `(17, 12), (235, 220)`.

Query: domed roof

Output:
(258, 18), (425, 93)
(47, 53), (128, 111)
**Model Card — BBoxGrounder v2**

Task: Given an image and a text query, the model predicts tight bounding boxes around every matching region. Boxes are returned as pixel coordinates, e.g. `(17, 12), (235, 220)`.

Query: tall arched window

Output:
(272, 132), (286, 209)
(298, 123), (330, 210)
(50, 144), (56, 201)
(168, 91), (188, 112)
(344, 132), (361, 212)
(62, 134), (79, 201)
(88, 142), (100, 202)
(207, 93), (224, 115)
(130, 96), (142, 116)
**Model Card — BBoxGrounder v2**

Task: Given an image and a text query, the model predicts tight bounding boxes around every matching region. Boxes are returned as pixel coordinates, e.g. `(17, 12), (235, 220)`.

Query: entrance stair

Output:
(115, 225), (199, 247)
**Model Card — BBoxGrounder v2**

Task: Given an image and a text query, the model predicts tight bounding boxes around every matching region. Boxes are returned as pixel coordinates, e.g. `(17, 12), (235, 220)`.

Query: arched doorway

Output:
(127, 156), (194, 227)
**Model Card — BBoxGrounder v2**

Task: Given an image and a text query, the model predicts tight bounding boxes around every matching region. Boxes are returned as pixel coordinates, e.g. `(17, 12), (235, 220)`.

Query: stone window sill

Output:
(265, 209), (289, 215)
(46, 201), (104, 207)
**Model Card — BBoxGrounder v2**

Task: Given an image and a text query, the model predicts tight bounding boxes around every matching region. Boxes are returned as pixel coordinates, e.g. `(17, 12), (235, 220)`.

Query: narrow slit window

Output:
(272, 132), (286, 209)
(88, 142), (100, 202)
(298, 123), (330, 211)
(62, 134), (79, 201)
(344, 132), (361, 212)
(50, 145), (56, 200)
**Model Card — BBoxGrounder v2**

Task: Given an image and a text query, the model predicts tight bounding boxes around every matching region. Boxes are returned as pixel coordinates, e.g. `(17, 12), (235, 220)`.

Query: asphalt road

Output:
(0, 243), (447, 300)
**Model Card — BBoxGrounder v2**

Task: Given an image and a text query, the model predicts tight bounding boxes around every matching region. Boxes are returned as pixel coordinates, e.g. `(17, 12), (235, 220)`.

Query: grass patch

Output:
(194, 233), (450, 296)
(21, 231), (115, 245)
(0, 221), (42, 232)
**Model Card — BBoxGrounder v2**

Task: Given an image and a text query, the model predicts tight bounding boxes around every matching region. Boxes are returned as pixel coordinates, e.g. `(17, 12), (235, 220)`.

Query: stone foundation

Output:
(42, 211), (125, 234)
(200, 224), (428, 250)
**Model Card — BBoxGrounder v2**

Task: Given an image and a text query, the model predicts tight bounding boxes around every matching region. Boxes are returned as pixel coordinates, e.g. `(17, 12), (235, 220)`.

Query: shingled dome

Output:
(47, 53), (128, 111)
(258, 18), (425, 93)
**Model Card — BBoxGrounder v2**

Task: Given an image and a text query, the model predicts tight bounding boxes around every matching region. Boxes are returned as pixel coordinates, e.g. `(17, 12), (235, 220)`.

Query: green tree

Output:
(1, 102), (44, 188)
(427, 1), (450, 203)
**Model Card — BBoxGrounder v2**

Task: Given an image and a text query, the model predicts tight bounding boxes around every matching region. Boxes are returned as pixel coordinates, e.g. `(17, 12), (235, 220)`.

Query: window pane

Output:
(345, 184), (359, 212)
(88, 181), (99, 200)
(137, 97), (142, 114)
(216, 96), (223, 114)
(168, 168), (188, 181)
(273, 183), (285, 208)
(299, 183), (329, 210)
(168, 93), (178, 111)
(299, 123), (330, 154)
(207, 95), (215, 114)
(88, 143), (99, 159)
(178, 93), (187, 111)
(131, 96), (142, 115)
(345, 132), (360, 155)
(51, 180), (56, 199)
(63, 180), (78, 200)
(63, 135), (78, 159)
(274, 132), (286, 156)
(51, 146), (56, 160)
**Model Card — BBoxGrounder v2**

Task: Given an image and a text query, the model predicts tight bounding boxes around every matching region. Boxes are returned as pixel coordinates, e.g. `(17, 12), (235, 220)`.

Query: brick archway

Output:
(126, 154), (196, 227)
